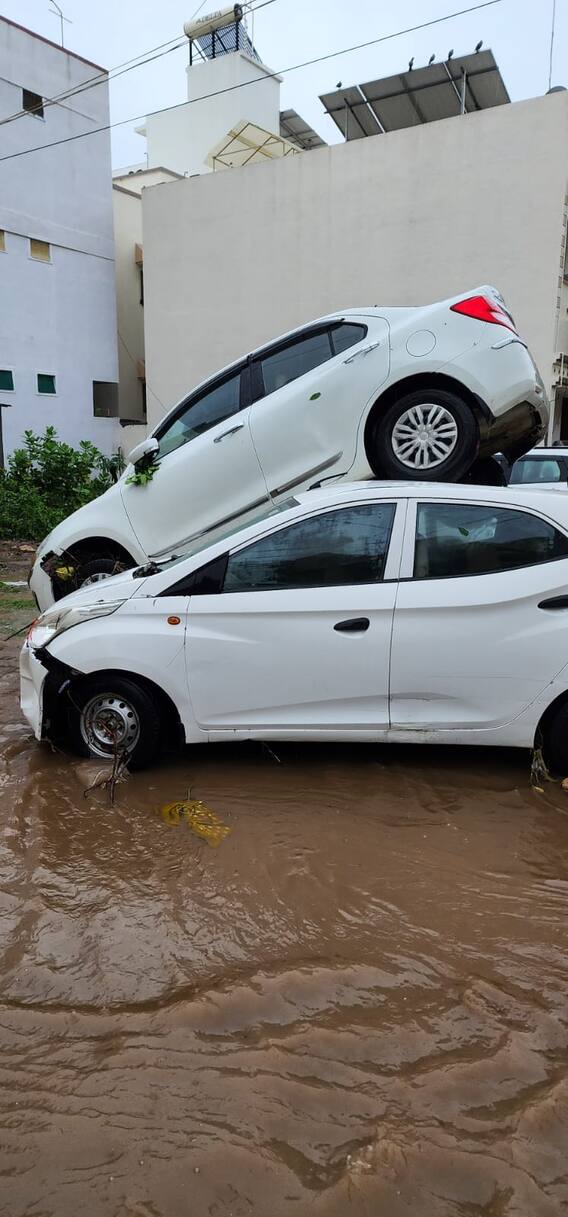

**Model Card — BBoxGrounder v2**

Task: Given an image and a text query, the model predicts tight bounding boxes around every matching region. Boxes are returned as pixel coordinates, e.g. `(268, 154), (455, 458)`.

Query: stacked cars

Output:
(23, 284), (562, 771)
(29, 285), (546, 612)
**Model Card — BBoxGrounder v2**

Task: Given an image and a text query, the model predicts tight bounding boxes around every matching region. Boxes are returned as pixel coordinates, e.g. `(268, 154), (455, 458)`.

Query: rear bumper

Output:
(479, 398), (547, 460)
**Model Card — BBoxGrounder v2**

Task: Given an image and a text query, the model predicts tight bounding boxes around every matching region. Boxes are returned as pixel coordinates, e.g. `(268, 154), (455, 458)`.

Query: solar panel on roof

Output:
(320, 50), (510, 139)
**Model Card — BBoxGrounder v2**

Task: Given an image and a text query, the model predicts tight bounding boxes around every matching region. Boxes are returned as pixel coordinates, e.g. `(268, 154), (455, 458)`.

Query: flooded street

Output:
(1, 630), (568, 1216)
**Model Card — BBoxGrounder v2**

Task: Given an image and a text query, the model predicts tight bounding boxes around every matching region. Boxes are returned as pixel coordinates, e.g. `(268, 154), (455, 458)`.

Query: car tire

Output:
(77, 557), (126, 587)
(67, 674), (161, 770)
(369, 389), (479, 481)
(542, 702), (568, 777)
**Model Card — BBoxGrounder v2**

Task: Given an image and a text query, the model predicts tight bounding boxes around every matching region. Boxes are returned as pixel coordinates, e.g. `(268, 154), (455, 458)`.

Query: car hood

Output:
(45, 567), (146, 612)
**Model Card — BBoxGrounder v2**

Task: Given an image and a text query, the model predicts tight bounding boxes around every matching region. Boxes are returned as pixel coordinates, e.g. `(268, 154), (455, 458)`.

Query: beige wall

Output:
(113, 185), (145, 427)
(142, 91), (568, 438)
(113, 169), (182, 456)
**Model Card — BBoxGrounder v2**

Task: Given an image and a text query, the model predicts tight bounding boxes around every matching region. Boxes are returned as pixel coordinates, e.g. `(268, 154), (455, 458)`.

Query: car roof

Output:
(296, 479), (568, 511)
(523, 448), (568, 456)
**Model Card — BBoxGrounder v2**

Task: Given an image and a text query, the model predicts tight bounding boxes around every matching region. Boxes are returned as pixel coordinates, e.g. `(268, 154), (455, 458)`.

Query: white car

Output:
(29, 285), (547, 611)
(507, 448), (568, 490)
(21, 481), (568, 774)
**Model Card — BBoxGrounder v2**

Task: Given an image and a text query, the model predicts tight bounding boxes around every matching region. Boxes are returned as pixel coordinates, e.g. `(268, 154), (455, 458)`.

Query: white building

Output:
(139, 54), (568, 444)
(0, 16), (119, 461)
(113, 7), (320, 455)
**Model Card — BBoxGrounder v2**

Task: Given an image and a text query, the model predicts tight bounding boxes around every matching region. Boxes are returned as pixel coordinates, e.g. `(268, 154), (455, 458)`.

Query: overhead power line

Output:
(0, 0), (274, 127)
(0, 0), (505, 165)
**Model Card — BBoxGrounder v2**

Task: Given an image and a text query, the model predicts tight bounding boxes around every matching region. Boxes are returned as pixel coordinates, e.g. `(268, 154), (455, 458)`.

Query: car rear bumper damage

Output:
(478, 398), (547, 459)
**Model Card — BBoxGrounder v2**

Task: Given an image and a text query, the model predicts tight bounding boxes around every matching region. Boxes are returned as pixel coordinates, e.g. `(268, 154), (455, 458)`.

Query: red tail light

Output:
(450, 294), (517, 333)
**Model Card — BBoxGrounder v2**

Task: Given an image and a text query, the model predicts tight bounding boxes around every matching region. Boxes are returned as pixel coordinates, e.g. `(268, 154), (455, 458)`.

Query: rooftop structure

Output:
(320, 49), (510, 139)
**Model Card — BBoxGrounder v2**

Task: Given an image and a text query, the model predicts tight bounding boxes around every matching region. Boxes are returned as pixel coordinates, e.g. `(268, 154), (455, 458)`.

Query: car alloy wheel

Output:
(80, 692), (141, 760)
(391, 403), (459, 470)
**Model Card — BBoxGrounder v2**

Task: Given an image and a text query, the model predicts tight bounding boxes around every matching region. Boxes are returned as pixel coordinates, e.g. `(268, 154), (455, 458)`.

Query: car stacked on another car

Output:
(29, 284), (548, 611)
(21, 481), (568, 773)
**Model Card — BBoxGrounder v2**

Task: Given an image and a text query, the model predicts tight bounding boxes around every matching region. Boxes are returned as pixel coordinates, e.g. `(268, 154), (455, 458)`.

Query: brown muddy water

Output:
(1, 634), (568, 1216)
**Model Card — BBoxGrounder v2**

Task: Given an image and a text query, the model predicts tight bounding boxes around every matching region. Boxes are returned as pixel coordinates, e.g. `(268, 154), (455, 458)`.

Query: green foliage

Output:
(126, 452), (159, 487)
(0, 427), (121, 541)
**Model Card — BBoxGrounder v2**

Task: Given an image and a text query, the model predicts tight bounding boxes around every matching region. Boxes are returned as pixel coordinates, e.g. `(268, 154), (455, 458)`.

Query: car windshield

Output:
(134, 498), (300, 575)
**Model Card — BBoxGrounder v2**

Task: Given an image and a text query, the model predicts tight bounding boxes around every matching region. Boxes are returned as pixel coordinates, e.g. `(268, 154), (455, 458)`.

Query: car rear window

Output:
(414, 502), (568, 579)
(510, 457), (565, 485)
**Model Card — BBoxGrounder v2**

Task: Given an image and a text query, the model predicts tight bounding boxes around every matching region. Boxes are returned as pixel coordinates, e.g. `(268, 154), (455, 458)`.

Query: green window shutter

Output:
(37, 373), (56, 394)
(0, 370), (14, 391)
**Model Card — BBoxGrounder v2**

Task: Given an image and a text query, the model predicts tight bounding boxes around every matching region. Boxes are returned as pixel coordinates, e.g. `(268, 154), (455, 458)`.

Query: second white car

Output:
(30, 285), (548, 610)
(21, 480), (568, 773)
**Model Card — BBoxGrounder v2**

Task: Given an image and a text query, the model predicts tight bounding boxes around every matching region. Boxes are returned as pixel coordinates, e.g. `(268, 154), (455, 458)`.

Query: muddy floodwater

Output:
(1, 632), (568, 1215)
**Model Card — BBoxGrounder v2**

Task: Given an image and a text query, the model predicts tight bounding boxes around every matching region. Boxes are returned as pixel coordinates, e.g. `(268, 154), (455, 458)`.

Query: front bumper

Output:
(20, 643), (47, 739)
(29, 555), (56, 614)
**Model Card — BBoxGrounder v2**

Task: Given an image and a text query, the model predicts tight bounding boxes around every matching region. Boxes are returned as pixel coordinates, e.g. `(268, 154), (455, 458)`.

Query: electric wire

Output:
(0, 0), (505, 164)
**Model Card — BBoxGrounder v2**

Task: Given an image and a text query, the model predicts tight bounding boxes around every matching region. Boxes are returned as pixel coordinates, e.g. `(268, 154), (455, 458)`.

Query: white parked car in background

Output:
(21, 481), (568, 773)
(507, 447), (568, 490)
(29, 285), (548, 610)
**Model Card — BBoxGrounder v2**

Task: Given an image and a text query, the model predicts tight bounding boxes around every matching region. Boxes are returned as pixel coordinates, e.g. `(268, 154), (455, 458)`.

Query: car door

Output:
(185, 497), (405, 736)
(249, 320), (390, 501)
(120, 364), (269, 559)
(390, 496), (568, 732)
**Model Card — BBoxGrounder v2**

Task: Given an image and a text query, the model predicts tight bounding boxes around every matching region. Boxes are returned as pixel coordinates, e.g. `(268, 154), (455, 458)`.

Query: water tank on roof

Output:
(184, 5), (243, 40)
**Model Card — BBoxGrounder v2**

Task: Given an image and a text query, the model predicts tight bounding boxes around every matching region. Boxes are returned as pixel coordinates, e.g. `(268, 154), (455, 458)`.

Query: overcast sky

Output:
(3, 0), (567, 166)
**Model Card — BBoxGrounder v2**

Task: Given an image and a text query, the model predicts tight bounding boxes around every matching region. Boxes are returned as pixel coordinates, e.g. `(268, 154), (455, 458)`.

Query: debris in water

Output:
(530, 747), (555, 792)
(159, 800), (231, 847)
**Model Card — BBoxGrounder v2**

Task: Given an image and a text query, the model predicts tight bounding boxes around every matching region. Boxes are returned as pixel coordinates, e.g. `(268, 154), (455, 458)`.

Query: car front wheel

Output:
(67, 675), (161, 770)
(370, 389), (479, 481)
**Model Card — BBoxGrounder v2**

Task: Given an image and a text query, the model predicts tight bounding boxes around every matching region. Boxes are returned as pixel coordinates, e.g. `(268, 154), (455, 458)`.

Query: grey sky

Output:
(3, 0), (566, 167)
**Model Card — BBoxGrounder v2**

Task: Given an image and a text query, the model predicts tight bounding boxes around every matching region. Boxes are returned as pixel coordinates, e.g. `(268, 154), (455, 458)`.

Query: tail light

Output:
(450, 294), (517, 333)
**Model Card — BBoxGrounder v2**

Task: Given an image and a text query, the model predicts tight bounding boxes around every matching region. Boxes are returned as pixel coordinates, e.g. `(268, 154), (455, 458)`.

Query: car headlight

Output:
(26, 600), (125, 650)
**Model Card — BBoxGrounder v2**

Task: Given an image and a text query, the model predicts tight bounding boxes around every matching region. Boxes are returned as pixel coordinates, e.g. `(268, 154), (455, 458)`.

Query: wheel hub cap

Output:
(392, 403), (459, 469)
(80, 694), (140, 760)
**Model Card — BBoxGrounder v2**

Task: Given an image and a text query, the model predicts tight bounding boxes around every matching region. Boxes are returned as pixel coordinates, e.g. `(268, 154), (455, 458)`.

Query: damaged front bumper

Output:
(20, 643), (76, 742)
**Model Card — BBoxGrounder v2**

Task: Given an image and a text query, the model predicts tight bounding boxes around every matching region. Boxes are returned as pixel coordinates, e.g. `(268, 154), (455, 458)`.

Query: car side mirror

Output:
(128, 436), (159, 467)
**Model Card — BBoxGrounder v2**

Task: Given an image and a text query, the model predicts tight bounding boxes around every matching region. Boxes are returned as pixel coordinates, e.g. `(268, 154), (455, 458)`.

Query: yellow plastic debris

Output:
(54, 565), (76, 582)
(159, 800), (231, 847)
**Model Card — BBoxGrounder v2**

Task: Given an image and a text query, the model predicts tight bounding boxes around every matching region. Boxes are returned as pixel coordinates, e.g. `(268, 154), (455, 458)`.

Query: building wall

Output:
(112, 169), (182, 458)
(143, 52), (281, 177)
(142, 91), (568, 440)
(112, 186), (145, 429)
(0, 18), (118, 457)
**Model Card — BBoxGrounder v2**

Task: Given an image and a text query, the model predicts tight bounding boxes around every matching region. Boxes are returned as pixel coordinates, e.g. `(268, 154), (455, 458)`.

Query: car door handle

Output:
(334, 617), (370, 632)
(538, 596), (568, 611)
(214, 424), (245, 443)
(343, 341), (381, 364)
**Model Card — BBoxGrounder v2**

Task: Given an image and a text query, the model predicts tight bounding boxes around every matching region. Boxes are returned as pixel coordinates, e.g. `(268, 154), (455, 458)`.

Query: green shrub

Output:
(0, 427), (123, 541)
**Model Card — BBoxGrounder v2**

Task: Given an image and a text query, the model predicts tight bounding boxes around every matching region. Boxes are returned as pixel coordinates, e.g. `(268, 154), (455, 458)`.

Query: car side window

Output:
(223, 503), (396, 592)
(414, 502), (568, 579)
(330, 322), (368, 354)
(157, 372), (242, 459)
(510, 457), (564, 485)
(256, 330), (333, 396)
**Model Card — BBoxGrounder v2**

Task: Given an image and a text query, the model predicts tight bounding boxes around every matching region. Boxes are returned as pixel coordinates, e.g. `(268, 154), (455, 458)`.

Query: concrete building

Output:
(112, 167), (181, 435)
(113, 8), (321, 456)
(140, 62), (568, 446)
(0, 16), (119, 460)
